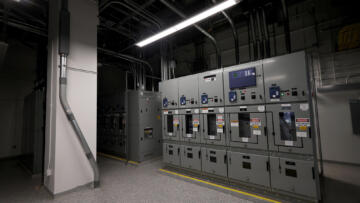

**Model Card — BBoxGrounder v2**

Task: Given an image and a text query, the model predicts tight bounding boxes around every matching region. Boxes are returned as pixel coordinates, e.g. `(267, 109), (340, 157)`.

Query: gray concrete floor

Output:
(1, 157), (360, 203)
(0, 157), (267, 203)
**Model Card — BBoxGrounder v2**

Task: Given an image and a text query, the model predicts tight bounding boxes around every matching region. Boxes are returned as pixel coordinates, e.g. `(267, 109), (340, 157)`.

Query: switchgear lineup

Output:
(159, 51), (321, 201)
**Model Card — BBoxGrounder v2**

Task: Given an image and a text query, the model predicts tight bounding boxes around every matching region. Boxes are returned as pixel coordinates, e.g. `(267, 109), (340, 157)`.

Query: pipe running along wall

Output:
(58, 0), (100, 188)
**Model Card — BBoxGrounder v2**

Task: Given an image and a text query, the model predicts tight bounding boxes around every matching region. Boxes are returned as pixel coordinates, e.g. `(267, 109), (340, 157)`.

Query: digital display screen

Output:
(229, 67), (256, 89)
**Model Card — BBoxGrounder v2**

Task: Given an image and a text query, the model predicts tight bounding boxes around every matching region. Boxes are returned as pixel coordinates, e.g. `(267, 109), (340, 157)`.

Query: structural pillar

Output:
(44, 0), (99, 195)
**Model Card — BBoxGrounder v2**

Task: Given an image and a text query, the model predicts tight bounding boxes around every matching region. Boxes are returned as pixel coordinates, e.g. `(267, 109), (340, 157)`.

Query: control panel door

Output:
(228, 151), (270, 187)
(224, 62), (265, 106)
(160, 79), (178, 109)
(180, 145), (201, 171)
(267, 104), (313, 155)
(163, 143), (181, 166)
(201, 148), (227, 177)
(198, 70), (224, 107)
(263, 51), (308, 103)
(178, 74), (199, 108)
(181, 113), (201, 143)
(202, 113), (226, 145)
(163, 111), (180, 141)
(228, 112), (267, 150)
(270, 157), (317, 198)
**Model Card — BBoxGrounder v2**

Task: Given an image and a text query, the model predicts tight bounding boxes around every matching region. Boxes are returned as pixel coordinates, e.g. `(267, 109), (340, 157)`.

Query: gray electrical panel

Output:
(160, 51), (320, 202)
(266, 103), (313, 155)
(227, 151), (270, 187)
(200, 107), (226, 146)
(198, 69), (224, 107)
(163, 143), (181, 166)
(225, 105), (268, 150)
(179, 109), (201, 143)
(270, 156), (317, 198)
(263, 52), (308, 104)
(127, 91), (162, 162)
(159, 79), (179, 109)
(162, 109), (181, 141)
(180, 145), (202, 171)
(178, 74), (199, 108)
(201, 147), (227, 177)
(223, 61), (265, 106)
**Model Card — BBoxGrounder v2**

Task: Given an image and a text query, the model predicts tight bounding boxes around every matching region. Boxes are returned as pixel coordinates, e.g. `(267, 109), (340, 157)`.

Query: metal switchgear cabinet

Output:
(180, 145), (202, 171)
(223, 61), (265, 106)
(159, 79), (179, 109)
(227, 151), (270, 187)
(162, 109), (181, 141)
(178, 74), (199, 108)
(225, 105), (268, 150)
(263, 51), (309, 104)
(127, 91), (162, 162)
(200, 107), (226, 146)
(198, 69), (224, 107)
(179, 109), (201, 143)
(163, 143), (181, 166)
(266, 103), (313, 155)
(201, 147), (227, 177)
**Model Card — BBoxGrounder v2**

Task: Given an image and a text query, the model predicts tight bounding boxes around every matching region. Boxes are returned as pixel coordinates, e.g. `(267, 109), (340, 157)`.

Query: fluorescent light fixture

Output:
(136, 0), (239, 47)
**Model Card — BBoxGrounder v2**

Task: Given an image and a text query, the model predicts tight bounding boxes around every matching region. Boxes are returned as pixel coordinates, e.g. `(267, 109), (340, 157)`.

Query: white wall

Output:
(44, 0), (98, 195)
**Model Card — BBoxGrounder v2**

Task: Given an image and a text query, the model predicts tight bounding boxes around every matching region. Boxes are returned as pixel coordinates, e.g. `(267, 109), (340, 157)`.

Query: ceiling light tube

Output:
(136, 0), (240, 47)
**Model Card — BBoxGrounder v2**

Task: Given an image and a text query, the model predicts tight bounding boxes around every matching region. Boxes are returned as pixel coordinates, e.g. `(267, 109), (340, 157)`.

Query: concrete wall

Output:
(172, 0), (360, 165)
(44, 0), (98, 195)
(0, 40), (37, 159)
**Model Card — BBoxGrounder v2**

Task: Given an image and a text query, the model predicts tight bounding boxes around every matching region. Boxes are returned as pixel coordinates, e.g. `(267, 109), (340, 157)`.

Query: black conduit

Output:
(281, 0), (291, 53)
(249, 11), (258, 60)
(256, 9), (264, 59)
(160, 0), (222, 69)
(59, 0), (100, 188)
(212, 0), (239, 64)
(261, 7), (271, 58)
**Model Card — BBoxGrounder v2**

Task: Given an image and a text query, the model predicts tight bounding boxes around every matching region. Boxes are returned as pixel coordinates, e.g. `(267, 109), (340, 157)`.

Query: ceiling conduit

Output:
(160, 0), (222, 69)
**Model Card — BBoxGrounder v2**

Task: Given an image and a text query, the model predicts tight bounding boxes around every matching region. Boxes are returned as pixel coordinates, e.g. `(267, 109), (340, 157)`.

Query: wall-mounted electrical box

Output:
(263, 52), (308, 103)
(159, 79), (178, 109)
(224, 61), (265, 106)
(178, 74), (199, 108)
(198, 69), (224, 107)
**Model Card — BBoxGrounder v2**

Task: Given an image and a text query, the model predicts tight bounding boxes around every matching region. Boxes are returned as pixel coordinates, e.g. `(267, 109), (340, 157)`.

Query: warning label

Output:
(250, 118), (261, 128)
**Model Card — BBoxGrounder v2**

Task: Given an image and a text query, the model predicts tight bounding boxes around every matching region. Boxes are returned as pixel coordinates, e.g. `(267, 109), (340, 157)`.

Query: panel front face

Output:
(198, 69), (224, 107)
(226, 105), (267, 150)
(224, 61), (265, 106)
(180, 109), (201, 143)
(162, 110), (181, 141)
(180, 145), (201, 171)
(267, 103), (313, 155)
(228, 151), (270, 187)
(263, 51), (308, 104)
(201, 148), (227, 177)
(178, 74), (199, 108)
(163, 143), (180, 166)
(160, 79), (178, 109)
(200, 107), (226, 146)
(270, 157), (317, 198)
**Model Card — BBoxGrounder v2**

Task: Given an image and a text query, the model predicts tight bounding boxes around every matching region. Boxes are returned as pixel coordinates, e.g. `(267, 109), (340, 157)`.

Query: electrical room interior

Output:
(0, 0), (359, 202)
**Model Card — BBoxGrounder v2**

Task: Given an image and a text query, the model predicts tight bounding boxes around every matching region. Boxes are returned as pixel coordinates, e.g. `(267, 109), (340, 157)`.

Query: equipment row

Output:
(163, 143), (318, 199)
(160, 52), (309, 109)
(163, 103), (313, 155)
